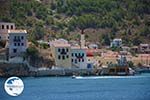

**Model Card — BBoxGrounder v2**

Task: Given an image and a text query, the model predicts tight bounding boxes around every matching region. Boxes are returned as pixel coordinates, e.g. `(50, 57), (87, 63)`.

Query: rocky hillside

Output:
(0, 0), (150, 46)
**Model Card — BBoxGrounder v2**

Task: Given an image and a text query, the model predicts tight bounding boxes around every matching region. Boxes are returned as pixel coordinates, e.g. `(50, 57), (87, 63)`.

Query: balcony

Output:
(13, 39), (21, 42)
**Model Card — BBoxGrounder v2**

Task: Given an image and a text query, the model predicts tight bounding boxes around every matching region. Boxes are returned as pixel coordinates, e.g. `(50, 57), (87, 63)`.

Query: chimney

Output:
(80, 34), (85, 48)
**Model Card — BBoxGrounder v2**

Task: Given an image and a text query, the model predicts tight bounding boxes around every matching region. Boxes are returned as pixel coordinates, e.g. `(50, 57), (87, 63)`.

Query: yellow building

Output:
(51, 43), (72, 67)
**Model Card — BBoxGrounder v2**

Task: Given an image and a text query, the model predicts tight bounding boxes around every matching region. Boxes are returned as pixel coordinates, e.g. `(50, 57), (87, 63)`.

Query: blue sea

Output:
(0, 73), (150, 100)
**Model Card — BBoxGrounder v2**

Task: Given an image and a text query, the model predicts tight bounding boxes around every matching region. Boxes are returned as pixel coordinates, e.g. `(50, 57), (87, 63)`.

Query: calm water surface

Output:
(0, 73), (150, 100)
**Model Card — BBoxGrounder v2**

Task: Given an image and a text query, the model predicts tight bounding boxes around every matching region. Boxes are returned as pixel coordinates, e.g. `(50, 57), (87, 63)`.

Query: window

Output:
(62, 55), (65, 60)
(18, 43), (20, 46)
(58, 55), (61, 59)
(79, 59), (80, 62)
(21, 43), (24, 46)
(82, 53), (84, 57)
(11, 25), (13, 29)
(82, 59), (84, 62)
(79, 53), (81, 56)
(66, 48), (68, 52)
(75, 59), (77, 63)
(14, 43), (16, 46)
(17, 36), (20, 40)
(72, 53), (74, 57)
(66, 55), (69, 58)
(72, 59), (73, 62)
(6, 25), (9, 29)
(62, 48), (65, 52)
(58, 48), (61, 52)
(13, 49), (17, 53)
(14, 36), (16, 40)
(109, 69), (115, 73)
(2, 25), (4, 29)
(75, 53), (77, 56)
(21, 36), (24, 40)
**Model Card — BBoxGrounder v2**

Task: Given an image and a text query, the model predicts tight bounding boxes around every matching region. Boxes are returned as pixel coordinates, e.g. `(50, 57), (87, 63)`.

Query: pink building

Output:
(0, 22), (15, 40)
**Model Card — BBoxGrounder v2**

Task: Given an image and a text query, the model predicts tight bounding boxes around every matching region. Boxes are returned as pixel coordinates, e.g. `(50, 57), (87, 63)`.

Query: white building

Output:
(8, 30), (27, 57)
(71, 47), (87, 69)
(51, 42), (88, 69)
(139, 43), (150, 53)
(0, 22), (15, 40)
(88, 43), (98, 49)
(110, 38), (122, 48)
(122, 46), (130, 52)
(50, 36), (89, 69)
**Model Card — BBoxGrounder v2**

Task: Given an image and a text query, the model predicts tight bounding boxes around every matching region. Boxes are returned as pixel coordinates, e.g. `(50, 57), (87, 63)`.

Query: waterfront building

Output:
(110, 38), (122, 48)
(0, 22), (15, 40)
(50, 38), (68, 45)
(122, 46), (130, 52)
(87, 60), (94, 69)
(130, 46), (139, 53)
(139, 44), (150, 54)
(51, 43), (72, 67)
(88, 43), (98, 49)
(139, 54), (150, 66)
(105, 56), (132, 75)
(71, 47), (87, 69)
(86, 49), (101, 69)
(8, 30), (27, 57)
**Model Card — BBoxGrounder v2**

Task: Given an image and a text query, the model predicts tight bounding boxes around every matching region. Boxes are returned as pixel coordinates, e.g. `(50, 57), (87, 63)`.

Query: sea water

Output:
(0, 73), (150, 100)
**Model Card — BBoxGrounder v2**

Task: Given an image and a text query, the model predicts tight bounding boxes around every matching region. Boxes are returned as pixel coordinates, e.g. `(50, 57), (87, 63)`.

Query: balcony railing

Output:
(13, 39), (21, 42)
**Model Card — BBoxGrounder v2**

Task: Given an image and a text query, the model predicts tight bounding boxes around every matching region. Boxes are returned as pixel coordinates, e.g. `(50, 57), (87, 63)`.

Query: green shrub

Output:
(0, 40), (6, 48)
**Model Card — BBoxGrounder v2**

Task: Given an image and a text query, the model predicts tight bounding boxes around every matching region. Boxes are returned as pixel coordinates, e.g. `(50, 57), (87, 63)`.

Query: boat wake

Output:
(72, 75), (150, 79)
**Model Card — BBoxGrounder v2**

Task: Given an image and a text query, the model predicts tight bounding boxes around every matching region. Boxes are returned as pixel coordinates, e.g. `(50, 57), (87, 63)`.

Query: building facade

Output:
(71, 47), (87, 69)
(110, 38), (122, 48)
(51, 42), (89, 69)
(0, 22), (15, 40)
(51, 43), (72, 67)
(8, 30), (27, 57)
(139, 44), (150, 54)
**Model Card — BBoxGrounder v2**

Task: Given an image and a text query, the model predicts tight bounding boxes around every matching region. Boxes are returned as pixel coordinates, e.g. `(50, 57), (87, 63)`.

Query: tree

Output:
(140, 26), (150, 37)
(127, 61), (134, 68)
(132, 37), (142, 46)
(69, 14), (99, 34)
(46, 16), (54, 25)
(0, 40), (6, 48)
(25, 46), (39, 65)
(101, 34), (110, 46)
(26, 46), (38, 57)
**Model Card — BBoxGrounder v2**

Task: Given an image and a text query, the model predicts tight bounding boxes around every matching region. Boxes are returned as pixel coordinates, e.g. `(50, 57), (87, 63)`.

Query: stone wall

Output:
(0, 62), (29, 77)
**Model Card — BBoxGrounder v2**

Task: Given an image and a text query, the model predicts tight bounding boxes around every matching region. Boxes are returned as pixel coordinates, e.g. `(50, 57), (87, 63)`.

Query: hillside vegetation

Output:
(0, 0), (150, 46)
